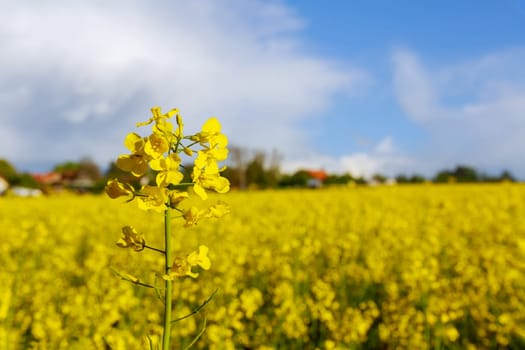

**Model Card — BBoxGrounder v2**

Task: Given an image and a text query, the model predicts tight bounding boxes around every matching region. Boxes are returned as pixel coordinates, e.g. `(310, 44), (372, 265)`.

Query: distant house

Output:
(32, 172), (61, 186)
(305, 169), (328, 188)
(368, 177), (397, 186)
(69, 175), (95, 191)
(12, 186), (42, 197)
(0, 176), (8, 195)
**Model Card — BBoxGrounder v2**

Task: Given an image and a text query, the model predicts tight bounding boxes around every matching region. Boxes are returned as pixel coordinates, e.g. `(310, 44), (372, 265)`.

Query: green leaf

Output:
(171, 288), (218, 324)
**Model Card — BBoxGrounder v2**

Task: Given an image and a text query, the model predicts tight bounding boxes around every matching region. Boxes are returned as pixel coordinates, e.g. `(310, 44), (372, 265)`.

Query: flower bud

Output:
(183, 147), (193, 157)
(105, 179), (133, 199)
(169, 191), (189, 208)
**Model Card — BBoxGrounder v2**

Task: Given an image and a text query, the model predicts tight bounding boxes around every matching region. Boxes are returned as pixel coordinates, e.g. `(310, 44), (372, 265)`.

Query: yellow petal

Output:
(149, 158), (165, 171)
(166, 108), (178, 118)
(124, 133), (143, 152)
(202, 117), (221, 133)
(116, 155), (134, 172)
(165, 171), (183, 185)
(193, 184), (207, 200)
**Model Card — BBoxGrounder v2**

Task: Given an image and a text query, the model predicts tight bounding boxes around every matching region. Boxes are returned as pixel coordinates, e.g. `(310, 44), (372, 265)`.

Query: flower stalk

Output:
(105, 106), (230, 349)
(162, 208), (172, 350)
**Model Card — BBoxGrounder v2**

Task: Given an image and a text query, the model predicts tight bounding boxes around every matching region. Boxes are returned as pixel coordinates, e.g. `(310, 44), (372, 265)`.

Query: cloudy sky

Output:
(1, 0), (525, 178)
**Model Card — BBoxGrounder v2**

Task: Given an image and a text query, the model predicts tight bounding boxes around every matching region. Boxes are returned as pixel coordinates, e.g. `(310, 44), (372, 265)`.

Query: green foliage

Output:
(54, 158), (102, 181)
(434, 166), (518, 183)
(245, 153), (269, 188)
(396, 174), (427, 184)
(0, 159), (18, 182)
(11, 173), (40, 188)
(372, 173), (387, 184)
(453, 165), (479, 182)
(480, 170), (516, 183)
(278, 170), (310, 188)
(324, 173), (354, 185)
(53, 161), (81, 173)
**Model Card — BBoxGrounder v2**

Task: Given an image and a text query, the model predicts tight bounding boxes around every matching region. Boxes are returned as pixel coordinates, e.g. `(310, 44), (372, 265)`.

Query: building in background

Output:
(0, 176), (8, 195)
(306, 169), (328, 188)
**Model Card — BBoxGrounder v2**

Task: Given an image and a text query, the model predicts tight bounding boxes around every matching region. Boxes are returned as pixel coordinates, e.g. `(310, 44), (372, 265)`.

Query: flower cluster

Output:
(107, 107), (229, 214)
(105, 106), (231, 276)
(163, 245), (212, 280)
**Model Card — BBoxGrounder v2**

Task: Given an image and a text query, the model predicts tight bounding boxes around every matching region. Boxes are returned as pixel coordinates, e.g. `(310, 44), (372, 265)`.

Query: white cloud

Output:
(392, 50), (437, 122)
(374, 136), (395, 154)
(392, 48), (525, 176)
(282, 137), (411, 178)
(0, 0), (364, 171)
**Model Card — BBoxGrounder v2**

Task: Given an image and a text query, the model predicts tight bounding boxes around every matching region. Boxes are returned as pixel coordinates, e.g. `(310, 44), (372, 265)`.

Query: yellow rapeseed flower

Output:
(191, 117), (224, 145)
(144, 133), (169, 159)
(182, 206), (205, 227)
(163, 257), (198, 279)
(168, 191), (189, 208)
(136, 106), (177, 127)
(137, 185), (168, 212)
(105, 178), (133, 199)
(192, 158), (230, 200)
(164, 246), (211, 280)
(175, 113), (184, 138)
(149, 154), (183, 187)
(444, 325), (460, 342)
(207, 201), (230, 218)
(116, 226), (145, 251)
(116, 132), (150, 176)
(187, 245), (211, 270)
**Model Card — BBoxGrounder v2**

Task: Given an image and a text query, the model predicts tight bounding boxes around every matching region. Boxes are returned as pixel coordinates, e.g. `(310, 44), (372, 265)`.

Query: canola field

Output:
(1, 184), (525, 349)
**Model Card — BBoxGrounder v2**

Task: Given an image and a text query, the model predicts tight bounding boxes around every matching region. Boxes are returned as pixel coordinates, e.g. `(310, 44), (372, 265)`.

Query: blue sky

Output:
(1, 0), (525, 178)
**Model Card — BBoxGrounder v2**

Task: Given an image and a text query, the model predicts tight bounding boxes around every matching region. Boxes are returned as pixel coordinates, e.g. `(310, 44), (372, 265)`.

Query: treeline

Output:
(0, 159), (42, 189)
(0, 152), (518, 194)
(220, 148), (517, 187)
(0, 158), (106, 192)
(426, 165), (515, 183)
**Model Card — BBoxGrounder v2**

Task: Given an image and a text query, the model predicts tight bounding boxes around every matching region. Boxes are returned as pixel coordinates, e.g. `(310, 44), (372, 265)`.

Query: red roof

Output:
(306, 170), (328, 181)
(32, 172), (61, 185)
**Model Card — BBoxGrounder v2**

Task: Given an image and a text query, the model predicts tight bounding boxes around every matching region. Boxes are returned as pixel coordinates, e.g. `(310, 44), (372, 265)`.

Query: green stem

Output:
(182, 140), (200, 148)
(168, 182), (195, 188)
(162, 208), (172, 350)
(144, 244), (166, 254)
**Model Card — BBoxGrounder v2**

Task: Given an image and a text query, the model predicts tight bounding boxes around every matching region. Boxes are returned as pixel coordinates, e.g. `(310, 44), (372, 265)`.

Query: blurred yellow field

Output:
(1, 184), (525, 349)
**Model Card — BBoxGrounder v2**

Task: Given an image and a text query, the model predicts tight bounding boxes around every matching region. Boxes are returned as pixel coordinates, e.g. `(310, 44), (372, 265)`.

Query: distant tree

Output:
(11, 173), (40, 189)
(266, 149), (282, 188)
(245, 152), (270, 188)
(278, 170), (310, 188)
(222, 147), (282, 189)
(78, 157), (102, 181)
(0, 159), (40, 189)
(355, 177), (368, 185)
(227, 146), (249, 189)
(0, 159), (17, 183)
(53, 161), (81, 172)
(434, 170), (453, 183)
(325, 173), (354, 185)
(434, 165), (480, 183)
(410, 174), (426, 183)
(54, 158), (102, 181)
(499, 170), (515, 182)
(372, 173), (387, 184)
(395, 174), (410, 184)
(54, 161), (81, 181)
(395, 174), (426, 184)
(453, 165), (478, 182)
